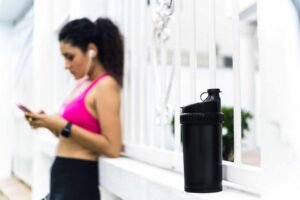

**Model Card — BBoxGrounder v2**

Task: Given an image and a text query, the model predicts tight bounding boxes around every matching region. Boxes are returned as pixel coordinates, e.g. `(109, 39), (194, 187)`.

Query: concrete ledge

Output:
(34, 136), (260, 200)
(100, 157), (259, 200)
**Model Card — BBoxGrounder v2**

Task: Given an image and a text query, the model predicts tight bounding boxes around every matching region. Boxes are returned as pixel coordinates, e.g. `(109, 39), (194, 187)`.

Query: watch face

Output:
(62, 123), (72, 137)
(62, 129), (70, 137)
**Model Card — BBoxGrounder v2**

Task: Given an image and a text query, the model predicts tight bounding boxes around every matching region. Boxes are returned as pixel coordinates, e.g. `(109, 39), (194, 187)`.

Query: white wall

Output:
(258, 0), (300, 199)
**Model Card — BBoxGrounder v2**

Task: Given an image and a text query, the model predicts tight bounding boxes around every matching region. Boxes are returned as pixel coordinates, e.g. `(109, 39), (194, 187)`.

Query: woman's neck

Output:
(88, 62), (106, 81)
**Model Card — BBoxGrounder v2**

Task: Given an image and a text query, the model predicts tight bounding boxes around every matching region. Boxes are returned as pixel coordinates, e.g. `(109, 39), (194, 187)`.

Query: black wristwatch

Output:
(61, 122), (73, 138)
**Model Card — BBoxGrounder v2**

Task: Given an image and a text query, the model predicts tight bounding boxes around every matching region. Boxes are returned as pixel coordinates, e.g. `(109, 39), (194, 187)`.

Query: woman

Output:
(25, 18), (123, 200)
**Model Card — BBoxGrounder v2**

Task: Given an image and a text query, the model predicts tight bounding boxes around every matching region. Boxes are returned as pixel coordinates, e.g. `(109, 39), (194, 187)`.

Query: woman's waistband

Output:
(51, 156), (99, 175)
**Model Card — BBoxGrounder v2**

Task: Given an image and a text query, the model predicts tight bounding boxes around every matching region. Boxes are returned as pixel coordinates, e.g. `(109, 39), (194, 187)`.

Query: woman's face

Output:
(60, 41), (89, 80)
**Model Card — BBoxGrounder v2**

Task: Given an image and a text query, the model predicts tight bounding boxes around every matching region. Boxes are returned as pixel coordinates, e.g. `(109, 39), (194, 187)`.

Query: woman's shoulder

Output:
(96, 74), (120, 93)
(94, 75), (121, 105)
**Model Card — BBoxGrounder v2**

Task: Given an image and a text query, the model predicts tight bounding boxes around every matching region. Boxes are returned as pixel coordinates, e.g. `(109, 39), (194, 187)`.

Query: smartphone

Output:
(16, 104), (32, 113)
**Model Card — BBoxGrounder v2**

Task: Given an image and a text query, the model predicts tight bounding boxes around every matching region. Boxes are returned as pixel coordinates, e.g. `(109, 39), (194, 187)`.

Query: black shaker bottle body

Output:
(180, 88), (223, 193)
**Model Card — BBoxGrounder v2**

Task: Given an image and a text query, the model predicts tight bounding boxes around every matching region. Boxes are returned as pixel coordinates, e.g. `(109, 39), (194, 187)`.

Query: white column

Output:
(32, 0), (55, 111)
(32, 0), (56, 199)
(0, 22), (14, 179)
(258, 0), (300, 199)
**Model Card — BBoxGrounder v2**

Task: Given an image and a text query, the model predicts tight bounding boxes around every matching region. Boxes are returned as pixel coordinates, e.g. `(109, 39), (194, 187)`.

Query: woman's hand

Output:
(25, 111), (67, 135)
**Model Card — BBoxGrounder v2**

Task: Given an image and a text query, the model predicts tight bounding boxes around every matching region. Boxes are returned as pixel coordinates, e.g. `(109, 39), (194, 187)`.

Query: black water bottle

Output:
(180, 88), (223, 193)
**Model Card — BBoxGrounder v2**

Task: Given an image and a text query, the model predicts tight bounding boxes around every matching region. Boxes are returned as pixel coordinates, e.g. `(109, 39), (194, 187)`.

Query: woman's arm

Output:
(26, 77), (122, 157)
(68, 77), (122, 157)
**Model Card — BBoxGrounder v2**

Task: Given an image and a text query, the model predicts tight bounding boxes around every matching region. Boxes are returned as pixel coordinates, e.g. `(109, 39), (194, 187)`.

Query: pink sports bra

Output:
(60, 72), (109, 134)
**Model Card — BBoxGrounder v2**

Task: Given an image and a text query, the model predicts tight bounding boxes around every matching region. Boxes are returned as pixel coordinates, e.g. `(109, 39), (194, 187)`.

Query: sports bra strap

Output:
(82, 72), (109, 95)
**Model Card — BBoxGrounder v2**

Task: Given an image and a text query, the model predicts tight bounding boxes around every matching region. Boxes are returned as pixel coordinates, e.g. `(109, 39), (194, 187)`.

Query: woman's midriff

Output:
(57, 82), (101, 161)
(56, 137), (99, 161)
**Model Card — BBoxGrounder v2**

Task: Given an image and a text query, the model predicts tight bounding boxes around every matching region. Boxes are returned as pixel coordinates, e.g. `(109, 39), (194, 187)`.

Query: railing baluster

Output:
(209, 0), (217, 88)
(148, 4), (156, 147)
(139, 0), (146, 146)
(129, 0), (137, 144)
(233, 0), (242, 163)
(190, 0), (197, 102)
(151, 34), (160, 148)
(123, 0), (130, 144)
(174, 0), (182, 152)
(161, 43), (167, 149)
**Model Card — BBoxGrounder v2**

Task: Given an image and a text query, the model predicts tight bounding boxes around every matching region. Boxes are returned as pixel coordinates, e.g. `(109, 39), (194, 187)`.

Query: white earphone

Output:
(85, 49), (95, 75)
(88, 49), (95, 59)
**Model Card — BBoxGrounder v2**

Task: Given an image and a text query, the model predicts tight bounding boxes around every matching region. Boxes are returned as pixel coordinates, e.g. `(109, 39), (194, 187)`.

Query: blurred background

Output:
(0, 0), (299, 199)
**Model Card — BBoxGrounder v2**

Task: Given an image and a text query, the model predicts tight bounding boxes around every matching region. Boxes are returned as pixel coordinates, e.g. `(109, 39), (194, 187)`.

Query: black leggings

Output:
(48, 156), (100, 200)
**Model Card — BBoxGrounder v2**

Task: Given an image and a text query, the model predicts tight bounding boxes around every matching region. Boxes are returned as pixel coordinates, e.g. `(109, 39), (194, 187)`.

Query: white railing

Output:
(121, 0), (261, 195)
(7, 0), (261, 196)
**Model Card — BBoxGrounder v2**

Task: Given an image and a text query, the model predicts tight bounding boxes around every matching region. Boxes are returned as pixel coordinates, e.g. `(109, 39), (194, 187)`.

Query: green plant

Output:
(170, 106), (253, 162)
(222, 106), (253, 161)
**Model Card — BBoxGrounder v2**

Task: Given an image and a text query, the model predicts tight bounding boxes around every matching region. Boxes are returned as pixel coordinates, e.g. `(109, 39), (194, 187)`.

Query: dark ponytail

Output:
(58, 18), (124, 87)
(93, 18), (124, 87)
